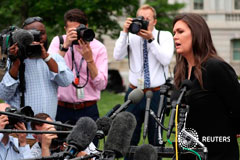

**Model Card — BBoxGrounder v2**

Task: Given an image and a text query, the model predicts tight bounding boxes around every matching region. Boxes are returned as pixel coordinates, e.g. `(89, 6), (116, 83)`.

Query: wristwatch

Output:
(59, 44), (68, 52)
(148, 37), (155, 43)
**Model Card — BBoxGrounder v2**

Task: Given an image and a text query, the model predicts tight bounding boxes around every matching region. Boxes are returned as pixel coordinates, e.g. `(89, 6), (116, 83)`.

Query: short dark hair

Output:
(31, 113), (51, 130)
(64, 8), (88, 26)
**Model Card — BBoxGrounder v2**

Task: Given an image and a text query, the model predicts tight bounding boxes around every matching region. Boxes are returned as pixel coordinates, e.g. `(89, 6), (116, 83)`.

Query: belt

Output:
(129, 83), (161, 93)
(58, 100), (97, 110)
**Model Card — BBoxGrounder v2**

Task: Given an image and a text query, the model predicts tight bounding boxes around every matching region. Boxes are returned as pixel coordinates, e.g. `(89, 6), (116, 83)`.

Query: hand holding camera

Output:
(14, 122), (27, 146)
(124, 16), (154, 40)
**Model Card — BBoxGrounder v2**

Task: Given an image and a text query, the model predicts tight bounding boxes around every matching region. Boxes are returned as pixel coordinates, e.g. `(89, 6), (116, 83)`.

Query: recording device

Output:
(104, 111), (137, 158)
(133, 144), (158, 160)
(72, 24), (95, 44)
(3, 106), (34, 129)
(110, 88), (144, 118)
(143, 90), (153, 140)
(129, 16), (149, 34)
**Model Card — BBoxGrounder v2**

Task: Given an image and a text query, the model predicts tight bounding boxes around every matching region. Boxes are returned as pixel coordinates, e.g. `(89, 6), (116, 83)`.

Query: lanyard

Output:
(70, 46), (89, 89)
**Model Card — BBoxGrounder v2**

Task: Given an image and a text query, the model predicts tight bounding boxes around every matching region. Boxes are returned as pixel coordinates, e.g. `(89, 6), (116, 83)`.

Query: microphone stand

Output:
(0, 111), (73, 129)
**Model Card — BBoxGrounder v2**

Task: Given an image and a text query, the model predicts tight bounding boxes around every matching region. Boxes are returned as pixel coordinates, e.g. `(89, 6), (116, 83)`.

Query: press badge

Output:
(137, 77), (144, 89)
(76, 88), (85, 99)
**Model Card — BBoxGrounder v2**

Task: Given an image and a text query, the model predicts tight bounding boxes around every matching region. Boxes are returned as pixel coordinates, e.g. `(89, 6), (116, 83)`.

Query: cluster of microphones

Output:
(0, 79), (208, 160)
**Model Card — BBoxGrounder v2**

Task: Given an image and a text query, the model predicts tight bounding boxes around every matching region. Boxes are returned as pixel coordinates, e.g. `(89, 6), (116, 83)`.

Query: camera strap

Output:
(19, 58), (26, 108)
(58, 35), (89, 89)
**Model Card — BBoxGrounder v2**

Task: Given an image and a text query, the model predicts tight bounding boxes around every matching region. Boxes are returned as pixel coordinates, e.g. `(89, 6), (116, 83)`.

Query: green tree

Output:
(146, 0), (185, 32)
(0, 0), (139, 42)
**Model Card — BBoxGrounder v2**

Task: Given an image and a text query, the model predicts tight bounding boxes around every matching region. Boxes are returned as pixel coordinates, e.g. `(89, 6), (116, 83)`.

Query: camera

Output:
(4, 106), (34, 129)
(72, 24), (95, 45)
(0, 26), (42, 60)
(50, 121), (72, 148)
(0, 26), (19, 55)
(129, 16), (149, 34)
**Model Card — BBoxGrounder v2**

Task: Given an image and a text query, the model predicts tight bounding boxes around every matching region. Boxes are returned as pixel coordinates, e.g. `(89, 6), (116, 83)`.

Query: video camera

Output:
(0, 26), (42, 62)
(4, 106), (34, 129)
(129, 16), (149, 34)
(72, 24), (95, 44)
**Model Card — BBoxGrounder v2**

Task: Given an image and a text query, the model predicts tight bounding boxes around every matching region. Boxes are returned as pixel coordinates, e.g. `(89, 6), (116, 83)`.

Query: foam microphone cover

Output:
(170, 90), (180, 103)
(12, 29), (34, 47)
(146, 90), (153, 99)
(180, 79), (193, 90)
(104, 111), (137, 158)
(134, 144), (158, 160)
(66, 117), (97, 151)
(96, 116), (112, 135)
(128, 88), (144, 104)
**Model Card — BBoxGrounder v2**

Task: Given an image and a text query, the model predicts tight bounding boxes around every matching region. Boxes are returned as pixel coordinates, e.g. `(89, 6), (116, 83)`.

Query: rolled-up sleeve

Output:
(91, 46), (108, 90)
(0, 72), (19, 101)
(49, 53), (74, 87)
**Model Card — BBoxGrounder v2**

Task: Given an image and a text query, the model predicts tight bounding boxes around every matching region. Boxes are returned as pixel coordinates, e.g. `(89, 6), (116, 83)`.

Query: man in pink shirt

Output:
(48, 9), (108, 146)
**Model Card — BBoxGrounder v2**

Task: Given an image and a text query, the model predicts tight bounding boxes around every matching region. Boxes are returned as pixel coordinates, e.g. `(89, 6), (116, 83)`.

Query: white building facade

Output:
(169, 0), (240, 75)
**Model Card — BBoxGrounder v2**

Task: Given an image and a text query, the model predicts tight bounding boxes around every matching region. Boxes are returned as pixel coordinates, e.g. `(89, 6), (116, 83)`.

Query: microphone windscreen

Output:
(170, 90), (180, 102)
(96, 116), (112, 135)
(104, 111), (137, 157)
(66, 117), (97, 151)
(180, 79), (193, 90)
(12, 29), (34, 47)
(128, 88), (144, 104)
(134, 144), (158, 160)
(146, 90), (153, 99)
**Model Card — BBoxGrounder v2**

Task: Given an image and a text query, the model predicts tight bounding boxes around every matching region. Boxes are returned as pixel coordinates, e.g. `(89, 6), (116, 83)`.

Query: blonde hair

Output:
(137, 4), (157, 19)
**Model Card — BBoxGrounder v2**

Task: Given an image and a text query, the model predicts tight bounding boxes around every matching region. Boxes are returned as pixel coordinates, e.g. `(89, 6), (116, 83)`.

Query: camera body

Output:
(72, 24), (95, 45)
(129, 16), (149, 34)
(4, 106), (34, 129)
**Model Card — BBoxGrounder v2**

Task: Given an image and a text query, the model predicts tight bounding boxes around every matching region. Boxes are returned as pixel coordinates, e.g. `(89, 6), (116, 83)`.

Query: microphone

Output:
(167, 80), (192, 139)
(167, 90), (179, 139)
(143, 90), (153, 140)
(176, 79), (193, 105)
(12, 29), (34, 47)
(111, 88), (144, 118)
(95, 116), (112, 139)
(104, 111), (137, 158)
(133, 144), (158, 160)
(104, 104), (121, 117)
(63, 117), (97, 159)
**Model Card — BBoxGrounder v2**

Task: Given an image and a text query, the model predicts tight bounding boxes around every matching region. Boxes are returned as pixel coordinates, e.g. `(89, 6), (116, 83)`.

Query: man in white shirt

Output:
(113, 4), (174, 154)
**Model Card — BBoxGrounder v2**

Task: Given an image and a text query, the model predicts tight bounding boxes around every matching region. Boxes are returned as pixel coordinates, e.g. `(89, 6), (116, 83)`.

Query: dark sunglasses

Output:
(22, 16), (43, 28)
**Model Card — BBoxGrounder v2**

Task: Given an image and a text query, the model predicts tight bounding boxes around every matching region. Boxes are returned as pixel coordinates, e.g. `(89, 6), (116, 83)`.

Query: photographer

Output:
(30, 113), (96, 159)
(48, 9), (108, 146)
(0, 103), (33, 159)
(0, 17), (74, 120)
(113, 4), (174, 153)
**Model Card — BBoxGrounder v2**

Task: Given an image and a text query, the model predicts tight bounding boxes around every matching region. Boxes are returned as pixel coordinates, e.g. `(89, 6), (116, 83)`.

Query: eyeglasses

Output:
(22, 16), (43, 28)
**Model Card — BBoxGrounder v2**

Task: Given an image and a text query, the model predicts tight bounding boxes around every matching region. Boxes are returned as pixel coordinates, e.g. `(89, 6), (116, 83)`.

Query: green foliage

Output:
(0, 0), (139, 43)
(146, 0), (185, 32)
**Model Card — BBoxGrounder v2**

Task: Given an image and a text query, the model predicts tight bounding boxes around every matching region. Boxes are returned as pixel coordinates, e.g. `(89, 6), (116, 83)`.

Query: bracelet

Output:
(86, 59), (94, 63)
(44, 54), (52, 62)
